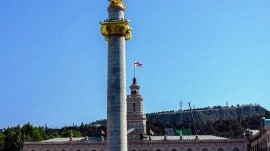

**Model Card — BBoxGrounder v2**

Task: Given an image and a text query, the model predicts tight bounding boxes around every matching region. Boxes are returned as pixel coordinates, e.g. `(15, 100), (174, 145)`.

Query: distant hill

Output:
(146, 104), (270, 138)
(83, 104), (270, 138)
(146, 104), (268, 125)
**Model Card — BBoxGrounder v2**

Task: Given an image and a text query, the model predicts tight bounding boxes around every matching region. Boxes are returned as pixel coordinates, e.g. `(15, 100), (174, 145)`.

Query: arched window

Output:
(217, 148), (224, 151)
(132, 149), (136, 151)
(172, 149), (177, 151)
(92, 150), (96, 151)
(133, 103), (136, 112)
(187, 148), (193, 151)
(202, 148), (209, 151)
(156, 149), (162, 151)
(61, 150), (66, 151)
(142, 149), (148, 151)
(233, 148), (239, 151)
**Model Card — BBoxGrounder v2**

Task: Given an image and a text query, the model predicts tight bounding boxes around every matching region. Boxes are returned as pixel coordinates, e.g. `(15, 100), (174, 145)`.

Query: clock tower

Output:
(127, 77), (146, 133)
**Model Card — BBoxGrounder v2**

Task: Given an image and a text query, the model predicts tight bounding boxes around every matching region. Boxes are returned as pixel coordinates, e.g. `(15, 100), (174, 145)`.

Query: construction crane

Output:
(188, 102), (198, 139)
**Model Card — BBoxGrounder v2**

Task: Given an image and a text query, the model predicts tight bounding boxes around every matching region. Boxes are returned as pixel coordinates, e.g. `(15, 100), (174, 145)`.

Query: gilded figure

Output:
(109, 0), (125, 9)
(109, 0), (122, 4)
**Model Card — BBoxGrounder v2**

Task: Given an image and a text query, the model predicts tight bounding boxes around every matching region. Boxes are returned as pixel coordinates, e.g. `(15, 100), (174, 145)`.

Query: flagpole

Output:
(133, 58), (136, 78)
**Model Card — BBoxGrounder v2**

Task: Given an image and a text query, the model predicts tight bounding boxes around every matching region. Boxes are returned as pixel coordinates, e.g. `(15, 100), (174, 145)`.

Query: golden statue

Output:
(109, 0), (122, 4)
(100, 0), (131, 40)
(109, 0), (125, 9)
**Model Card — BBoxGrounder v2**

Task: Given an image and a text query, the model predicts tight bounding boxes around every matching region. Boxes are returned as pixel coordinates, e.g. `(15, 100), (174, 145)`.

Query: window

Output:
(187, 149), (193, 151)
(156, 149), (162, 151)
(202, 148), (209, 151)
(172, 149), (177, 151)
(133, 103), (136, 112)
(233, 148), (239, 151)
(132, 150), (136, 151)
(217, 148), (224, 151)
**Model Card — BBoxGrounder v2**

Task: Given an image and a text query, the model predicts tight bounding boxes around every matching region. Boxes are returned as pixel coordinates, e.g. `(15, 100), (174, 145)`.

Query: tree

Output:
(21, 123), (45, 141)
(60, 130), (82, 137)
(21, 123), (33, 142)
(48, 132), (60, 139)
(0, 131), (4, 151)
(72, 130), (83, 137)
(3, 126), (23, 151)
(31, 127), (45, 141)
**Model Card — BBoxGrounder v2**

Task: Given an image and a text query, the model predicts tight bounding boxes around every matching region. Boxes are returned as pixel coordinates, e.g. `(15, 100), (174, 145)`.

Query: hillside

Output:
(146, 104), (270, 138)
(146, 104), (268, 125)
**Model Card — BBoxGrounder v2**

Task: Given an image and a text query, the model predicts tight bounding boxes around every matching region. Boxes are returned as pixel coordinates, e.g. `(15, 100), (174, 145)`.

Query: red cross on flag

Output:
(134, 61), (142, 67)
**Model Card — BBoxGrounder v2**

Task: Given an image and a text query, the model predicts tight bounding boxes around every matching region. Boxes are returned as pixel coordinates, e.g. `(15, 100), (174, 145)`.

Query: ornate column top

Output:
(100, 0), (132, 41)
(109, 0), (126, 9)
(100, 20), (132, 41)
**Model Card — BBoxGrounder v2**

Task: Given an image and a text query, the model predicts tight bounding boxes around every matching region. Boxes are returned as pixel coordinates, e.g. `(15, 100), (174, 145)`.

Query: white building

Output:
(246, 117), (270, 151)
(23, 78), (247, 151)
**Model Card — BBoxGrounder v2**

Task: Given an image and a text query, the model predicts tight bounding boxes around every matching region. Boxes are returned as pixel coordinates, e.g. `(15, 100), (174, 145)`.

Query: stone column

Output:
(100, 1), (132, 151)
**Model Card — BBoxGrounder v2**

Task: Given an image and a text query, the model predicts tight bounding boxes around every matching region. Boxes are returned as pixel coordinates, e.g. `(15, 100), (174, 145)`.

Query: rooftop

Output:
(41, 137), (102, 143)
(151, 135), (228, 141)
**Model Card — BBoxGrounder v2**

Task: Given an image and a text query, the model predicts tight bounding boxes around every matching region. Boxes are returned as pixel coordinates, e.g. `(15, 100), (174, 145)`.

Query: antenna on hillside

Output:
(180, 100), (183, 124)
(188, 102), (198, 139)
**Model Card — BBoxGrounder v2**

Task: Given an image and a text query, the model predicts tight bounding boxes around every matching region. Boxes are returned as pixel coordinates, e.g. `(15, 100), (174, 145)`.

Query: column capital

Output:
(100, 19), (132, 41)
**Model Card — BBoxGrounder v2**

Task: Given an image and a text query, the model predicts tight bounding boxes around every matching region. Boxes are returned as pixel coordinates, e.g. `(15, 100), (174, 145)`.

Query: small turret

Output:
(126, 77), (146, 133)
(130, 77), (140, 95)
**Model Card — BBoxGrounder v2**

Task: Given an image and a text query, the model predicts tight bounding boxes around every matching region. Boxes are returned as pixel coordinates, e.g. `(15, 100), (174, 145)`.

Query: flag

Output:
(134, 61), (142, 67)
(175, 129), (182, 135)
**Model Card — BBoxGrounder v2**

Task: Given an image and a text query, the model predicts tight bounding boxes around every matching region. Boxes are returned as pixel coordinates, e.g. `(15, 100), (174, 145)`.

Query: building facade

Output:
(23, 78), (247, 151)
(246, 117), (270, 151)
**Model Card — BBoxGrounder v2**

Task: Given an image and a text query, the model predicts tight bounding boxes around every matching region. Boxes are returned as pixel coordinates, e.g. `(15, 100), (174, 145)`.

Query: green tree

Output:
(60, 130), (82, 137)
(21, 123), (33, 142)
(72, 130), (83, 137)
(21, 123), (45, 141)
(3, 126), (23, 151)
(2, 123), (46, 151)
(31, 127), (45, 141)
(48, 132), (60, 139)
(0, 131), (4, 151)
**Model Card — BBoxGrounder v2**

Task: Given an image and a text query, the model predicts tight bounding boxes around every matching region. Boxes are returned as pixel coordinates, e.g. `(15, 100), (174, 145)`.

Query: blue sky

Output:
(0, 0), (269, 128)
